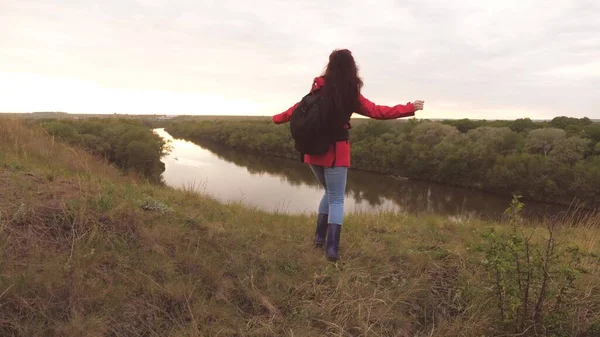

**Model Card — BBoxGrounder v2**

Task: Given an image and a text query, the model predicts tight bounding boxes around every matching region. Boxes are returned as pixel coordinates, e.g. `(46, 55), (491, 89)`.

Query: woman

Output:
(272, 49), (424, 262)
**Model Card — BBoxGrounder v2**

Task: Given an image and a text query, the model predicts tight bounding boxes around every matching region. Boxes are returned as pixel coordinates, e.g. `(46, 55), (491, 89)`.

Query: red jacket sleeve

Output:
(357, 94), (415, 120)
(272, 101), (300, 124)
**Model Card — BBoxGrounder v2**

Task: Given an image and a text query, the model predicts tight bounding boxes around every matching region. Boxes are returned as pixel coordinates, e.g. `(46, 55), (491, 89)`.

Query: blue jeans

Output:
(310, 165), (348, 225)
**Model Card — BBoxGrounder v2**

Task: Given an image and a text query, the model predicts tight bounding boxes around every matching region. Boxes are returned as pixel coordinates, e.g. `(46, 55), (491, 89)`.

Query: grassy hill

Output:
(1, 117), (600, 336)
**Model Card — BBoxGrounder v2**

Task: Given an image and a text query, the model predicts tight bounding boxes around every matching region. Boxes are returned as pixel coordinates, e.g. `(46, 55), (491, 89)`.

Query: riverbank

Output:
(155, 128), (581, 222)
(165, 117), (600, 209)
(2, 118), (600, 336)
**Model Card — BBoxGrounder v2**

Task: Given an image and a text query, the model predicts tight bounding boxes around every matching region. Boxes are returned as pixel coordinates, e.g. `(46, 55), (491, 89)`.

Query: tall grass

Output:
(1, 117), (599, 336)
(0, 117), (124, 181)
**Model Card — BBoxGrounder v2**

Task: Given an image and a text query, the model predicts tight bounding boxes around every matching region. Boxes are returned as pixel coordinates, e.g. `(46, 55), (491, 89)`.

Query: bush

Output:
(36, 118), (168, 182)
(476, 196), (589, 336)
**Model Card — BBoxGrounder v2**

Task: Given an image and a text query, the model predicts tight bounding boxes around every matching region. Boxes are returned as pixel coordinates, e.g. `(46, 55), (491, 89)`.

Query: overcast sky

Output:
(1, 0), (599, 119)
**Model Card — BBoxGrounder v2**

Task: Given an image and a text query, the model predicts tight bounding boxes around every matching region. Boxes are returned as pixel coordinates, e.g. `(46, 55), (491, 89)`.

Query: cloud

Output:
(540, 60), (600, 79)
(0, 0), (598, 118)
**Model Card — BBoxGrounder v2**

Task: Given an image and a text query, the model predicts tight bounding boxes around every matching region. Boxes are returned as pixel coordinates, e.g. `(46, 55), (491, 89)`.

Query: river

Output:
(154, 128), (571, 222)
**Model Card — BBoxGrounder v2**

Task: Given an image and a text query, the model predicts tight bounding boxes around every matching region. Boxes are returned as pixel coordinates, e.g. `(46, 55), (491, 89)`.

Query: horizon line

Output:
(2, 111), (598, 122)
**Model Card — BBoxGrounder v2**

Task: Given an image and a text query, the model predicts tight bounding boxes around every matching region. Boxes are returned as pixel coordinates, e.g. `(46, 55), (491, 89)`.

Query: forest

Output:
(25, 117), (168, 182)
(166, 116), (600, 208)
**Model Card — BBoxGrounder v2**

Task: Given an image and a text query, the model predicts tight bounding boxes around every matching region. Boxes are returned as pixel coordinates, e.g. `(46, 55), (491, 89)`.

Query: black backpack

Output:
(289, 89), (350, 164)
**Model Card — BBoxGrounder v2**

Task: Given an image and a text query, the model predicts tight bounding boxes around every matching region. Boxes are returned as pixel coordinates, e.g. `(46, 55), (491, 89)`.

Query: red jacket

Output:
(272, 76), (416, 167)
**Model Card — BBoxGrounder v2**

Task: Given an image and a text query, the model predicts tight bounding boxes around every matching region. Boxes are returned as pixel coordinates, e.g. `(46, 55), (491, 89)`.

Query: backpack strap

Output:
(330, 141), (337, 168)
(330, 120), (350, 168)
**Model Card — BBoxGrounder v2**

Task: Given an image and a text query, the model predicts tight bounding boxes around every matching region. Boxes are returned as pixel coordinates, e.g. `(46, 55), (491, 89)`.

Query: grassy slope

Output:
(1, 117), (600, 337)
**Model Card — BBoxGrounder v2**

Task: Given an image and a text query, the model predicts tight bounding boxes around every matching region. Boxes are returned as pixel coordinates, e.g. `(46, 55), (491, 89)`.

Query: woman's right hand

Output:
(412, 100), (424, 111)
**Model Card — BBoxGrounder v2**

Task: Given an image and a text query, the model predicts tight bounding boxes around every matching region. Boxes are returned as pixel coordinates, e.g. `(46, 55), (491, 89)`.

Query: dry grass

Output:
(0, 117), (126, 181)
(1, 117), (599, 336)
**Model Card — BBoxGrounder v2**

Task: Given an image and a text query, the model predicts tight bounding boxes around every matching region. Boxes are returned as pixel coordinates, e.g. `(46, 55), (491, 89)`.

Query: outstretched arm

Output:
(357, 94), (422, 120)
(272, 101), (300, 124)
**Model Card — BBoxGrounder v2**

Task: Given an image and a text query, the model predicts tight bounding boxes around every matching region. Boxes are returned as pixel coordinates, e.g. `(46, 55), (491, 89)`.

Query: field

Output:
(1, 116), (600, 336)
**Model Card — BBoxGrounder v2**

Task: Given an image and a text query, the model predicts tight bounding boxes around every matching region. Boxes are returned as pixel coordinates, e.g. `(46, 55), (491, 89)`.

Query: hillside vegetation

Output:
(165, 116), (600, 208)
(1, 117), (600, 336)
(24, 117), (168, 182)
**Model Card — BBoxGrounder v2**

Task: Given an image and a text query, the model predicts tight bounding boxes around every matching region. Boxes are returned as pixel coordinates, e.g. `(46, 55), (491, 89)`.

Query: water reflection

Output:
(155, 128), (570, 221)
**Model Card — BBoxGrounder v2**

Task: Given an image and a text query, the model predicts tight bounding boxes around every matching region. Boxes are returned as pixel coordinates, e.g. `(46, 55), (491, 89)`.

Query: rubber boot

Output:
(313, 213), (328, 248)
(326, 223), (342, 261)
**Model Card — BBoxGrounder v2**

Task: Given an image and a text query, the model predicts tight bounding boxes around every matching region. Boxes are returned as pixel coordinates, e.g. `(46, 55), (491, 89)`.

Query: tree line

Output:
(166, 116), (600, 208)
(27, 118), (168, 182)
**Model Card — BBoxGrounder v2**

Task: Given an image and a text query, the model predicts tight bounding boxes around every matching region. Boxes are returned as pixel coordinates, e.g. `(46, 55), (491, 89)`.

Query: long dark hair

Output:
(320, 49), (364, 126)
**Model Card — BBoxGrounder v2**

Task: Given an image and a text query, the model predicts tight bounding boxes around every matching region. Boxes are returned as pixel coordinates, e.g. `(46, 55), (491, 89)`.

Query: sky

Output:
(1, 0), (599, 119)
